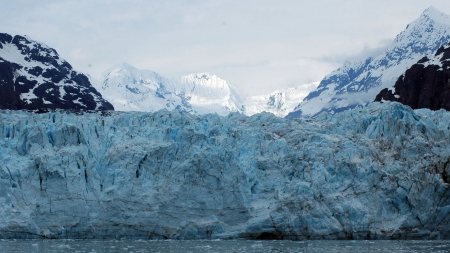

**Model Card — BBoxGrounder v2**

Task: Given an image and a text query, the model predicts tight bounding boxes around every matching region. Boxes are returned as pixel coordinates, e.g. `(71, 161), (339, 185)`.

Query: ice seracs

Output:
(286, 6), (450, 118)
(1, 102), (450, 239)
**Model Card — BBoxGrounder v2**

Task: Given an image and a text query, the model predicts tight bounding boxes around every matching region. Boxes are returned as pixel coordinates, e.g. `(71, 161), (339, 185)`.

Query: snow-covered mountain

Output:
(95, 63), (245, 116)
(0, 33), (113, 111)
(286, 6), (450, 118)
(243, 82), (318, 117)
(96, 62), (318, 117)
(1, 102), (450, 239)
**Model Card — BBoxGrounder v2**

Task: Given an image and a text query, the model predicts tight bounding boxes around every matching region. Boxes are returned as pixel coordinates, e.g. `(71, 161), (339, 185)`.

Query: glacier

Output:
(1, 102), (450, 239)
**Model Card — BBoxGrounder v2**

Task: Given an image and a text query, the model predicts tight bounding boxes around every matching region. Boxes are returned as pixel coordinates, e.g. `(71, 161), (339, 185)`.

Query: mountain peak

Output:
(97, 63), (246, 115)
(422, 6), (443, 16)
(0, 32), (113, 110)
(181, 72), (228, 88)
(117, 62), (134, 68)
(188, 72), (217, 80)
(287, 7), (450, 118)
(418, 6), (450, 24)
(110, 62), (137, 71)
(102, 62), (160, 81)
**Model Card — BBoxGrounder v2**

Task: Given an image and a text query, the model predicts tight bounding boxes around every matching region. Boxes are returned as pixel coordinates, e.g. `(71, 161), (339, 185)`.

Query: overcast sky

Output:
(2, 1), (450, 95)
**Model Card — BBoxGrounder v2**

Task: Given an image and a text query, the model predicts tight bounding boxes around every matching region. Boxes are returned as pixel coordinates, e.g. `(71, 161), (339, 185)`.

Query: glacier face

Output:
(1, 102), (450, 239)
(287, 6), (450, 118)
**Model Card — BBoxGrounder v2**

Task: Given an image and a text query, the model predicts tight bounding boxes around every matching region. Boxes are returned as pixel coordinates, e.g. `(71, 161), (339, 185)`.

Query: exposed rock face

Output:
(1, 102), (450, 239)
(0, 33), (113, 111)
(375, 43), (450, 110)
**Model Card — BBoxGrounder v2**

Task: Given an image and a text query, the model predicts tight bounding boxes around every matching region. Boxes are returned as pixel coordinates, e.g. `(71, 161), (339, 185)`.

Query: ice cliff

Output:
(1, 102), (450, 239)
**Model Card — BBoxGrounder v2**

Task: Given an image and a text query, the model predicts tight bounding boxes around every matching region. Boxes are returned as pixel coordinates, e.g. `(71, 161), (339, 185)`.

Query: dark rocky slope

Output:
(0, 33), (113, 111)
(375, 42), (450, 110)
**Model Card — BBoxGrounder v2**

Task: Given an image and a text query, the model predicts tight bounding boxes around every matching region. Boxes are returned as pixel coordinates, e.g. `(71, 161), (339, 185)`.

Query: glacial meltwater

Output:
(0, 240), (450, 253)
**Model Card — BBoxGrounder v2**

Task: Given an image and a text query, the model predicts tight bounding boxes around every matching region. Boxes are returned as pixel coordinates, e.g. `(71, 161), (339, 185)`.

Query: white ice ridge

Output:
(0, 102), (450, 239)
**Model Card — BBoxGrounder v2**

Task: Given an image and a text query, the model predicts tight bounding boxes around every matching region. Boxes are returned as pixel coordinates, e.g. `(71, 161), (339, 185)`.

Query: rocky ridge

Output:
(375, 42), (450, 110)
(0, 33), (113, 111)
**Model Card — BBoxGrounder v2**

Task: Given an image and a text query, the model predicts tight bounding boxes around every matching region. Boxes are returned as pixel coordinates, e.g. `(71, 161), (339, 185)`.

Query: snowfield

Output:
(0, 102), (449, 239)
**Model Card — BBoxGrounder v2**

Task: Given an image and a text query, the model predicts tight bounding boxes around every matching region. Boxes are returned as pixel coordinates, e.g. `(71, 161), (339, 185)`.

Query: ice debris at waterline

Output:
(1, 102), (450, 240)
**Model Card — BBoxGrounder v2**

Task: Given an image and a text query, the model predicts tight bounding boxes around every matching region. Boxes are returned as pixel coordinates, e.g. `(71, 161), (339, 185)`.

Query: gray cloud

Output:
(320, 38), (393, 65)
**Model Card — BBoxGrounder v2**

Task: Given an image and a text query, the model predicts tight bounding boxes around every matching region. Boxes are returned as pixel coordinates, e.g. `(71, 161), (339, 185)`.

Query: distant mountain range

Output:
(286, 6), (450, 118)
(1, 6), (450, 117)
(0, 31), (315, 116)
(93, 62), (245, 116)
(93, 62), (317, 116)
(0, 33), (113, 111)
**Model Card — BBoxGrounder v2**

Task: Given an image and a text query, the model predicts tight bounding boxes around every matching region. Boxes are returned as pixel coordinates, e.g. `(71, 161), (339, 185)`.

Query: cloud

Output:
(320, 38), (393, 65)
(3, 1), (450, 96)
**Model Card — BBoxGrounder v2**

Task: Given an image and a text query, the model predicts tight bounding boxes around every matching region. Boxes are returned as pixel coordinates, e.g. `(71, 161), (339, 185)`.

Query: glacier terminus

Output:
(1, 102), (450, 239)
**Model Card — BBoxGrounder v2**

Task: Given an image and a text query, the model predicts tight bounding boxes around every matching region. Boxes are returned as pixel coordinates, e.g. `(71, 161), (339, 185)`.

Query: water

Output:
(1, 240), (450, 253)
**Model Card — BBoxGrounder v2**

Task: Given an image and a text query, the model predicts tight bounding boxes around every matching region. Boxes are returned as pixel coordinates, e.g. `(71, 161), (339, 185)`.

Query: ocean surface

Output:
(0, 240), (450, 253)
